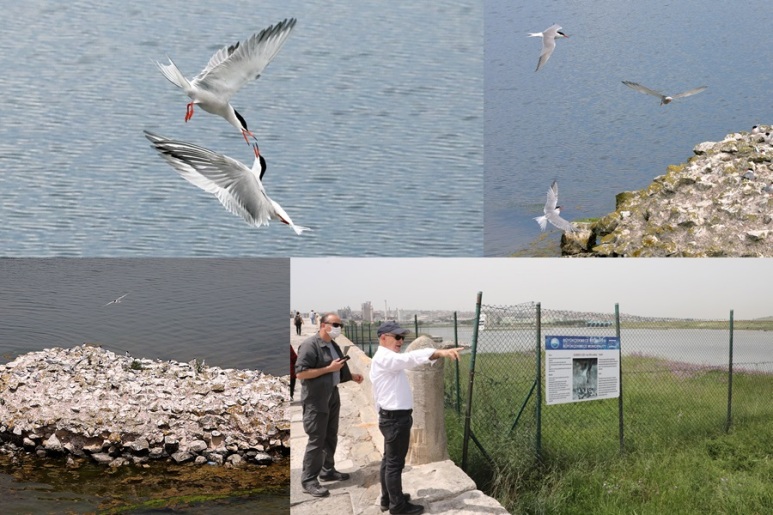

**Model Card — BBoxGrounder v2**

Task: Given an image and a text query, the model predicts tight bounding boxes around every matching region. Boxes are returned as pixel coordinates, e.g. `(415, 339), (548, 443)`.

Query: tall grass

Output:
(445, 352), (773, 513)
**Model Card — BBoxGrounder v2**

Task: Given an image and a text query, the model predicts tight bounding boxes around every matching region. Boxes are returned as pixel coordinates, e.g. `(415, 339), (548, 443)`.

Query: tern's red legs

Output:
(185, 102), (194, 122)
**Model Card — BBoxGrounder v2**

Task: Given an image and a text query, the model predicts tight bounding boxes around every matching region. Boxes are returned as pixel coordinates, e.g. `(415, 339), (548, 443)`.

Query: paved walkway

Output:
(290, 321), (509, 514)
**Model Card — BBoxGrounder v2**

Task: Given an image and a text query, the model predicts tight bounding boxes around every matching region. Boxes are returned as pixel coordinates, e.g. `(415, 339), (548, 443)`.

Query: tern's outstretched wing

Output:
(547, 213), (576, 232)
(622, 81), (664, 98)
(672, 86), (707, 99)
(544, 180), (559, 212)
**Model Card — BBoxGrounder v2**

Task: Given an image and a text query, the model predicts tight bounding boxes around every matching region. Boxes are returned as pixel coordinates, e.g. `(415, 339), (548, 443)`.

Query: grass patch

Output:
(445, 352), (773, 513)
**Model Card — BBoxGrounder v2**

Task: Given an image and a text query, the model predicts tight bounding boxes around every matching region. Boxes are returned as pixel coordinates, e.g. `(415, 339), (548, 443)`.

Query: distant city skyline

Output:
(292, 258), (773, 320)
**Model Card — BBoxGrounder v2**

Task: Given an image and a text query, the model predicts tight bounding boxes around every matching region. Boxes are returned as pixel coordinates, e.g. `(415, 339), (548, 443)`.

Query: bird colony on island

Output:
(146, 18), (309, 234)
(0, 345), (288, 468)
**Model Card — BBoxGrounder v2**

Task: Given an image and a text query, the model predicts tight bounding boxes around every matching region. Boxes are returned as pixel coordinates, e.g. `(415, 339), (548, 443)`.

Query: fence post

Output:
(454, 311), (461, 415)
(462, 291), (483, 472)
(414, 314), (419, 336)
(616, 303), (624, 453)
(726, 310), (734, 432)
(535, 302), (542, 462)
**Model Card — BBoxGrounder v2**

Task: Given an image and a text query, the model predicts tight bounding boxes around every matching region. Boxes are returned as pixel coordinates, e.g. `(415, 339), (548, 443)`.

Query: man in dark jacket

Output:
(295, 312), (363, 497)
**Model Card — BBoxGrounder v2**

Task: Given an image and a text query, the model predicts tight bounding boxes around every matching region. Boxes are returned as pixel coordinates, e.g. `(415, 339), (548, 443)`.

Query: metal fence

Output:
(433, 294), (773, 483)
(339, 301), (773, 479)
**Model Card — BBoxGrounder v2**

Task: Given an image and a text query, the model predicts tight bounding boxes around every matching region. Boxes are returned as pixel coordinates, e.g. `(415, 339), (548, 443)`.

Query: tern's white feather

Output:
(528, 24), (569, 72)
(622, 81), (707, 105)
(144, 131), (309, 235)
(534, 180), (575, 233)
(156, 18), (296, 140)
(104, 293), (130, 306)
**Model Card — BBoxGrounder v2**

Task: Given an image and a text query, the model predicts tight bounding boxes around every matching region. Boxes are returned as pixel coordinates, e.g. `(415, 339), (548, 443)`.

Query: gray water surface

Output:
(485, 0), (773, 255)
(0, 0), (483, 257)
(0, 258), (289, 375)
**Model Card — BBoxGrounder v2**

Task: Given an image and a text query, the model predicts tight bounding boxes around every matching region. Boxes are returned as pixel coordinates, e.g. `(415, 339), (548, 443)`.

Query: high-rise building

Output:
(362, 301), (373, 322)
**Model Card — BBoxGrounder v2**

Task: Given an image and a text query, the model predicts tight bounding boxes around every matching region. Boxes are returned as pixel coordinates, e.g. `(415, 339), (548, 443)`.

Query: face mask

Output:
(328, 326), (341, 339)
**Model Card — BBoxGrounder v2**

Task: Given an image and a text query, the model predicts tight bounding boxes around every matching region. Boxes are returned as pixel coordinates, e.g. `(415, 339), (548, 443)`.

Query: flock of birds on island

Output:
(528, 24), (772, 237)
(144, 18), (309, 235)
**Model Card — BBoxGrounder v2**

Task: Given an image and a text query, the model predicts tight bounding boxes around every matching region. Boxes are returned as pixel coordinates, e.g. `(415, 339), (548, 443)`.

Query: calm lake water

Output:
(424, 326), (772, 371)
(0, 258), (289, 374)
(484, 0), (773, 255)
(0, 0), (482, 257)
(0, 258), (290, 512)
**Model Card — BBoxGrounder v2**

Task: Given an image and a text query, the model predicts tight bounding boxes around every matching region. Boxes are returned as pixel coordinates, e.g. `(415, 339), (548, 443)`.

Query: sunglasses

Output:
(327, 322), (343, 328)
(388, 334), (405, 341)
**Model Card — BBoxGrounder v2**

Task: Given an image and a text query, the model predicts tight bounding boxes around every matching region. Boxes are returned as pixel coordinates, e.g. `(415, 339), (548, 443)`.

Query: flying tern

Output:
(104, 293), (130, 306)
(156, 18), (297, 155)
(622, 81), (707, 105)
(528, 24), (569, 72)
(144, 131), (310, 235)
(534, 180), (576, 233)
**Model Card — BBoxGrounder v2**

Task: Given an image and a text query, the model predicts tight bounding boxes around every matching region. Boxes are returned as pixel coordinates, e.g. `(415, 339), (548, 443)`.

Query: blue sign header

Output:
(545, 335), (620, 351)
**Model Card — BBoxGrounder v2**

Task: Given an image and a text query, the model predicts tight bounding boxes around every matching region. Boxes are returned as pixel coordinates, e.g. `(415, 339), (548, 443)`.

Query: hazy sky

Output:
(292, 258), (772, 320)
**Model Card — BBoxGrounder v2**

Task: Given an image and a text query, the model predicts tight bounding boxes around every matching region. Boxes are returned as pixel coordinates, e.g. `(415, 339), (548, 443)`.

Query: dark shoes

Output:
(318, 470), (350, 481)
(302, 482), (330, 497)
(389, 502), (424, 515)
(381, 493), (411, 512)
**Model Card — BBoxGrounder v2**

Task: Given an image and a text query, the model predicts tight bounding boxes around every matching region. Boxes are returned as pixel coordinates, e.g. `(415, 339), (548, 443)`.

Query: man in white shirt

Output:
(369, 321), (461, 515)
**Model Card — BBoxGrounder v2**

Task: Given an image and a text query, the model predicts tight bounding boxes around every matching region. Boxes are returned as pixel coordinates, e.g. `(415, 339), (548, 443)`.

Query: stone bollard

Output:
(405, 335), (449, 465)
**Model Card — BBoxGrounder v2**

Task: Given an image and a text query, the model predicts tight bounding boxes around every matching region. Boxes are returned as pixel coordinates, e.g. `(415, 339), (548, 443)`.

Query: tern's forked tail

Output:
(291, 224), (311, 236)
(156, 58), (191, 90)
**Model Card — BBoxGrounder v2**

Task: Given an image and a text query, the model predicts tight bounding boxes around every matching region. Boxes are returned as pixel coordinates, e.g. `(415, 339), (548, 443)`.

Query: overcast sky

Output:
(292, 258), (772, 320)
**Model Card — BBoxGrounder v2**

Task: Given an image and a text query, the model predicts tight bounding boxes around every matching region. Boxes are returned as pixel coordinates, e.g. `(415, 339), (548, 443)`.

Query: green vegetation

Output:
(445, 352), (773, 514)
(129, 360), (142, 370)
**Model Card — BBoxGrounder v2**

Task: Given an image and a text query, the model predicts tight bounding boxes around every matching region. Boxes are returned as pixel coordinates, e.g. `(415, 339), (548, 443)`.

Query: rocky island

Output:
(0, 344), (289, 469)
(561, 125), (773, 257)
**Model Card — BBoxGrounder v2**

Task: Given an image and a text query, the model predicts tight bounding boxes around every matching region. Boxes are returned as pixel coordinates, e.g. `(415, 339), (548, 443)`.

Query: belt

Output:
(379, 409), (412, 419)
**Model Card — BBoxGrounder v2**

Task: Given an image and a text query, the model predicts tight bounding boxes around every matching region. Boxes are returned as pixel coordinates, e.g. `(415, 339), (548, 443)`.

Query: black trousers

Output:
(290, 375), (296, 399)
(301, 387), (340, 486)
(295, 323), (302, 335)
(379, 412), (413, 510)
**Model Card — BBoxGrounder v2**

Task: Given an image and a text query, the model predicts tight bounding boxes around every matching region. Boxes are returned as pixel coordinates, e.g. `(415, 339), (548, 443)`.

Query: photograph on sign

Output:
(573, 358), (598, 400)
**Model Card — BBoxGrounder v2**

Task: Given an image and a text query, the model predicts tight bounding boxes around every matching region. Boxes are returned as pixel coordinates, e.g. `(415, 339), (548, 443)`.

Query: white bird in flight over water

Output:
(528, 24), (569, 72)
(535, 181), (576, 233)
(104, 293), (129, 306)
(622, 81), (707, 105)
(144, 131), (310, 235)
(156, 18), (297, 155)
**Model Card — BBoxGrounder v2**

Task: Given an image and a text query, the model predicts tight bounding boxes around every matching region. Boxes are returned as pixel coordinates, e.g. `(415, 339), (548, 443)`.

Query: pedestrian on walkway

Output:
(310, 309), (316, 325)
(294, 311), (304, 336)
(296, 313), (364, 498)
(370, 321), (461, 515)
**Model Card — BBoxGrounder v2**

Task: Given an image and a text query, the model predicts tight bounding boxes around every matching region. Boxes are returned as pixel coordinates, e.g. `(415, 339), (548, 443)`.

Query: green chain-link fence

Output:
(338, 300), (772, 485)
(437, 295), (773, 491)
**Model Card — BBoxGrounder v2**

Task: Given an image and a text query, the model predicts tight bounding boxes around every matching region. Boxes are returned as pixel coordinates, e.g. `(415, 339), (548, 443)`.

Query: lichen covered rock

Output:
(577, 125), (773, 257)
